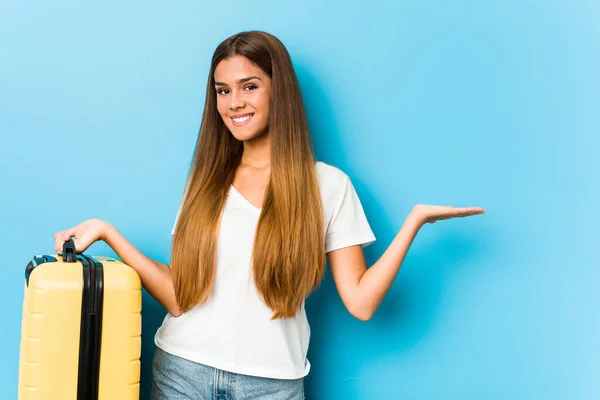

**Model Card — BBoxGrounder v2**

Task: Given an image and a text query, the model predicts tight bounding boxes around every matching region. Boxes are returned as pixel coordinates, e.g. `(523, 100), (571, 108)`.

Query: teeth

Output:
(233, 114), (253, 123)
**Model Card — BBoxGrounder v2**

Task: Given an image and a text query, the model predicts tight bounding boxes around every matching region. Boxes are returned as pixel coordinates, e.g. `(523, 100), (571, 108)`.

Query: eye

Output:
(244, 84), (257, 91)
(216, 88), (229, 95)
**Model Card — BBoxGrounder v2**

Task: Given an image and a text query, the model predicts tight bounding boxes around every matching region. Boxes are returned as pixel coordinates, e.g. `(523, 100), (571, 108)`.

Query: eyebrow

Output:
(214, 76), (262, 86)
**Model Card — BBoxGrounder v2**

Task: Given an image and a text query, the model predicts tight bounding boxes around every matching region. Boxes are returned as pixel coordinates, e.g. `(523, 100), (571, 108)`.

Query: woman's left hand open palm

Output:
(411, 204), (486, 225)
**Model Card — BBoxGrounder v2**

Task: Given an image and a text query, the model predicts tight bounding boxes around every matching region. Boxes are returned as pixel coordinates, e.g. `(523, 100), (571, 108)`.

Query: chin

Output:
(228, 127), (268, 142)
(228, 129), (253, 141)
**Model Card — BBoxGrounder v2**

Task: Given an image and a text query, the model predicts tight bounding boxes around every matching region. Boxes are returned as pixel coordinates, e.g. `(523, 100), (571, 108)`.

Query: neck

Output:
(241, 132), (271, 169)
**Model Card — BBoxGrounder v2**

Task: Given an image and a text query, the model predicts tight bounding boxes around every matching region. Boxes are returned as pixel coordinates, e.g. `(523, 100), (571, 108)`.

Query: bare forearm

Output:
(356, 212), (424, 319)
(103, 223), (181, 316)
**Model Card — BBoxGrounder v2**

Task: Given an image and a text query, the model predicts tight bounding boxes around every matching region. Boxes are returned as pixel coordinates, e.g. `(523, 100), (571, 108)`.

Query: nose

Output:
(229, 91), (245, 110)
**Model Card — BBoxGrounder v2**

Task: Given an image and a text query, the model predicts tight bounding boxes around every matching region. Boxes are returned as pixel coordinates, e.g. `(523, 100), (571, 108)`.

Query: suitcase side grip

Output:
(24, 239), (80, 286)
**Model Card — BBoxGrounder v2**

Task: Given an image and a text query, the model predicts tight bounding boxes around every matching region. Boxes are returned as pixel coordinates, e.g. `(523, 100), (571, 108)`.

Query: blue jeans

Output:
(151, 348), (305, 399)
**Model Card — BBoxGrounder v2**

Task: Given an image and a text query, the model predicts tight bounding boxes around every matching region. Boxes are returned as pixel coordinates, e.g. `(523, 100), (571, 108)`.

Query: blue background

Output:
(2, 0), (598, 398)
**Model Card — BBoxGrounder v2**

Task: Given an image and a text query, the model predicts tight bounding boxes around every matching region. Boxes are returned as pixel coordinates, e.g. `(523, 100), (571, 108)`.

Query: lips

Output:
(230, 113), (254, 126)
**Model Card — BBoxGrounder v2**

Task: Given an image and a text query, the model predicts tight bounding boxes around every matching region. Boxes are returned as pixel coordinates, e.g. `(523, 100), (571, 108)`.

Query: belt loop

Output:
(213, 367), (218, 399)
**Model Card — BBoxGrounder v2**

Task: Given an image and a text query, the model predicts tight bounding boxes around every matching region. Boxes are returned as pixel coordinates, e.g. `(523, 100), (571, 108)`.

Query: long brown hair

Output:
(171, 31), (325, 319)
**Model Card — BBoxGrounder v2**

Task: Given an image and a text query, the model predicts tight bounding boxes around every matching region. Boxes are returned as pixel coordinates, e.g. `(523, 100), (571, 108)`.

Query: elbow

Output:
(167, 301), (183, 317)
(348, 304), (374, 322)
(353, 311), (373, 322)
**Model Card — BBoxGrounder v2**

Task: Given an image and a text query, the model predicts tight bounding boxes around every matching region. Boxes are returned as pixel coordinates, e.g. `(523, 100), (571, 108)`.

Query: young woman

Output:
(53, 31), (485, 399)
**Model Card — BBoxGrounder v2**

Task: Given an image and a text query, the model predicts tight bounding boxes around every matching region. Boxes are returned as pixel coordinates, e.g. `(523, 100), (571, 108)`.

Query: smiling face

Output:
(214, 56), (273, 142)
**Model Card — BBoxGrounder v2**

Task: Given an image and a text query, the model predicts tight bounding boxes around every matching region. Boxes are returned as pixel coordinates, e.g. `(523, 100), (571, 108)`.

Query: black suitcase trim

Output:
(77, 255), (104, 400)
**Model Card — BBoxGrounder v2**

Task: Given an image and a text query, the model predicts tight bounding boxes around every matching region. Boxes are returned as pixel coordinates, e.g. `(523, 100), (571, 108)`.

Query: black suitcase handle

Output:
(62, 238), (77, 263)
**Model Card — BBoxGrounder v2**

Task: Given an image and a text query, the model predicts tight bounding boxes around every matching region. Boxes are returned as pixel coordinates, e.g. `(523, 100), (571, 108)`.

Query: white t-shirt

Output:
(154, 161), (376, 379)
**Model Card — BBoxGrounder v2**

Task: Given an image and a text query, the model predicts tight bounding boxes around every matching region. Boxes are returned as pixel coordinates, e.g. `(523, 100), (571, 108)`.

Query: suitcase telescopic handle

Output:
(62, 238), (77, 263)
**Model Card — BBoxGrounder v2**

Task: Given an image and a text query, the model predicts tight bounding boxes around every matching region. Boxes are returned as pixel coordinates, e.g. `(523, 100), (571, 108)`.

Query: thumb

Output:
(71, 235), (95, 254)
(62, 228), (77, 240)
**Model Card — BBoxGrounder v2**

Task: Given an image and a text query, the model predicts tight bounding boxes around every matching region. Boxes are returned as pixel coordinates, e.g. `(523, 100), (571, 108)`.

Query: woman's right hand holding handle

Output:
(53, 218), (111, 255)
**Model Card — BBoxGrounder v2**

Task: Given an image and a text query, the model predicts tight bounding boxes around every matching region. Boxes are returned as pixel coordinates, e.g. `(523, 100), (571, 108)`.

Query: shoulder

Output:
(314, 161), (353, 217)
(315, 161), (349, 193)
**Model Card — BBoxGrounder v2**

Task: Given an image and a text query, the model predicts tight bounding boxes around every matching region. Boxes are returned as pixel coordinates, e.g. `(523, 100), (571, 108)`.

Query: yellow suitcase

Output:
(18, 239), (142, 400)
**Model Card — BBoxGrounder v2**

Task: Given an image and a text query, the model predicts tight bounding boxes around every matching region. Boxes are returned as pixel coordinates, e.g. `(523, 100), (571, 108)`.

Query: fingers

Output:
(441, 207), (484, 220)
(64, 228), (76, 238)
(53, 229), (75, 254)
(55, 235), (67, 254)
(459, 207), (486, 217)
(467, 207), (485, 215)
(54, 234), (65, 253)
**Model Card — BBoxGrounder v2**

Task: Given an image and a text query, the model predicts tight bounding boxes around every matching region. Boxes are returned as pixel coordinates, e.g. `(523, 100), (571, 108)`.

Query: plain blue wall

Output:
(2, 1), (598, 399)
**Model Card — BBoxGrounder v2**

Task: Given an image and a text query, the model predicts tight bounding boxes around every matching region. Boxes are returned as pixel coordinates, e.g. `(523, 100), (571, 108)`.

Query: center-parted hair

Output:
(171, 31), (326, 319)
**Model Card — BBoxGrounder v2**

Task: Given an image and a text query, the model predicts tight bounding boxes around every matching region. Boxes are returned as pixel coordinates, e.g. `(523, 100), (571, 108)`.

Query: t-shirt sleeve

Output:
(325, 175), (376, 254)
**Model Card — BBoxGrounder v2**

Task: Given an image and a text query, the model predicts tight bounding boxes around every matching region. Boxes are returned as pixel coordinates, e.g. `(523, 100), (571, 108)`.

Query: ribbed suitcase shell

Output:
(18, 255), (142, 400)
